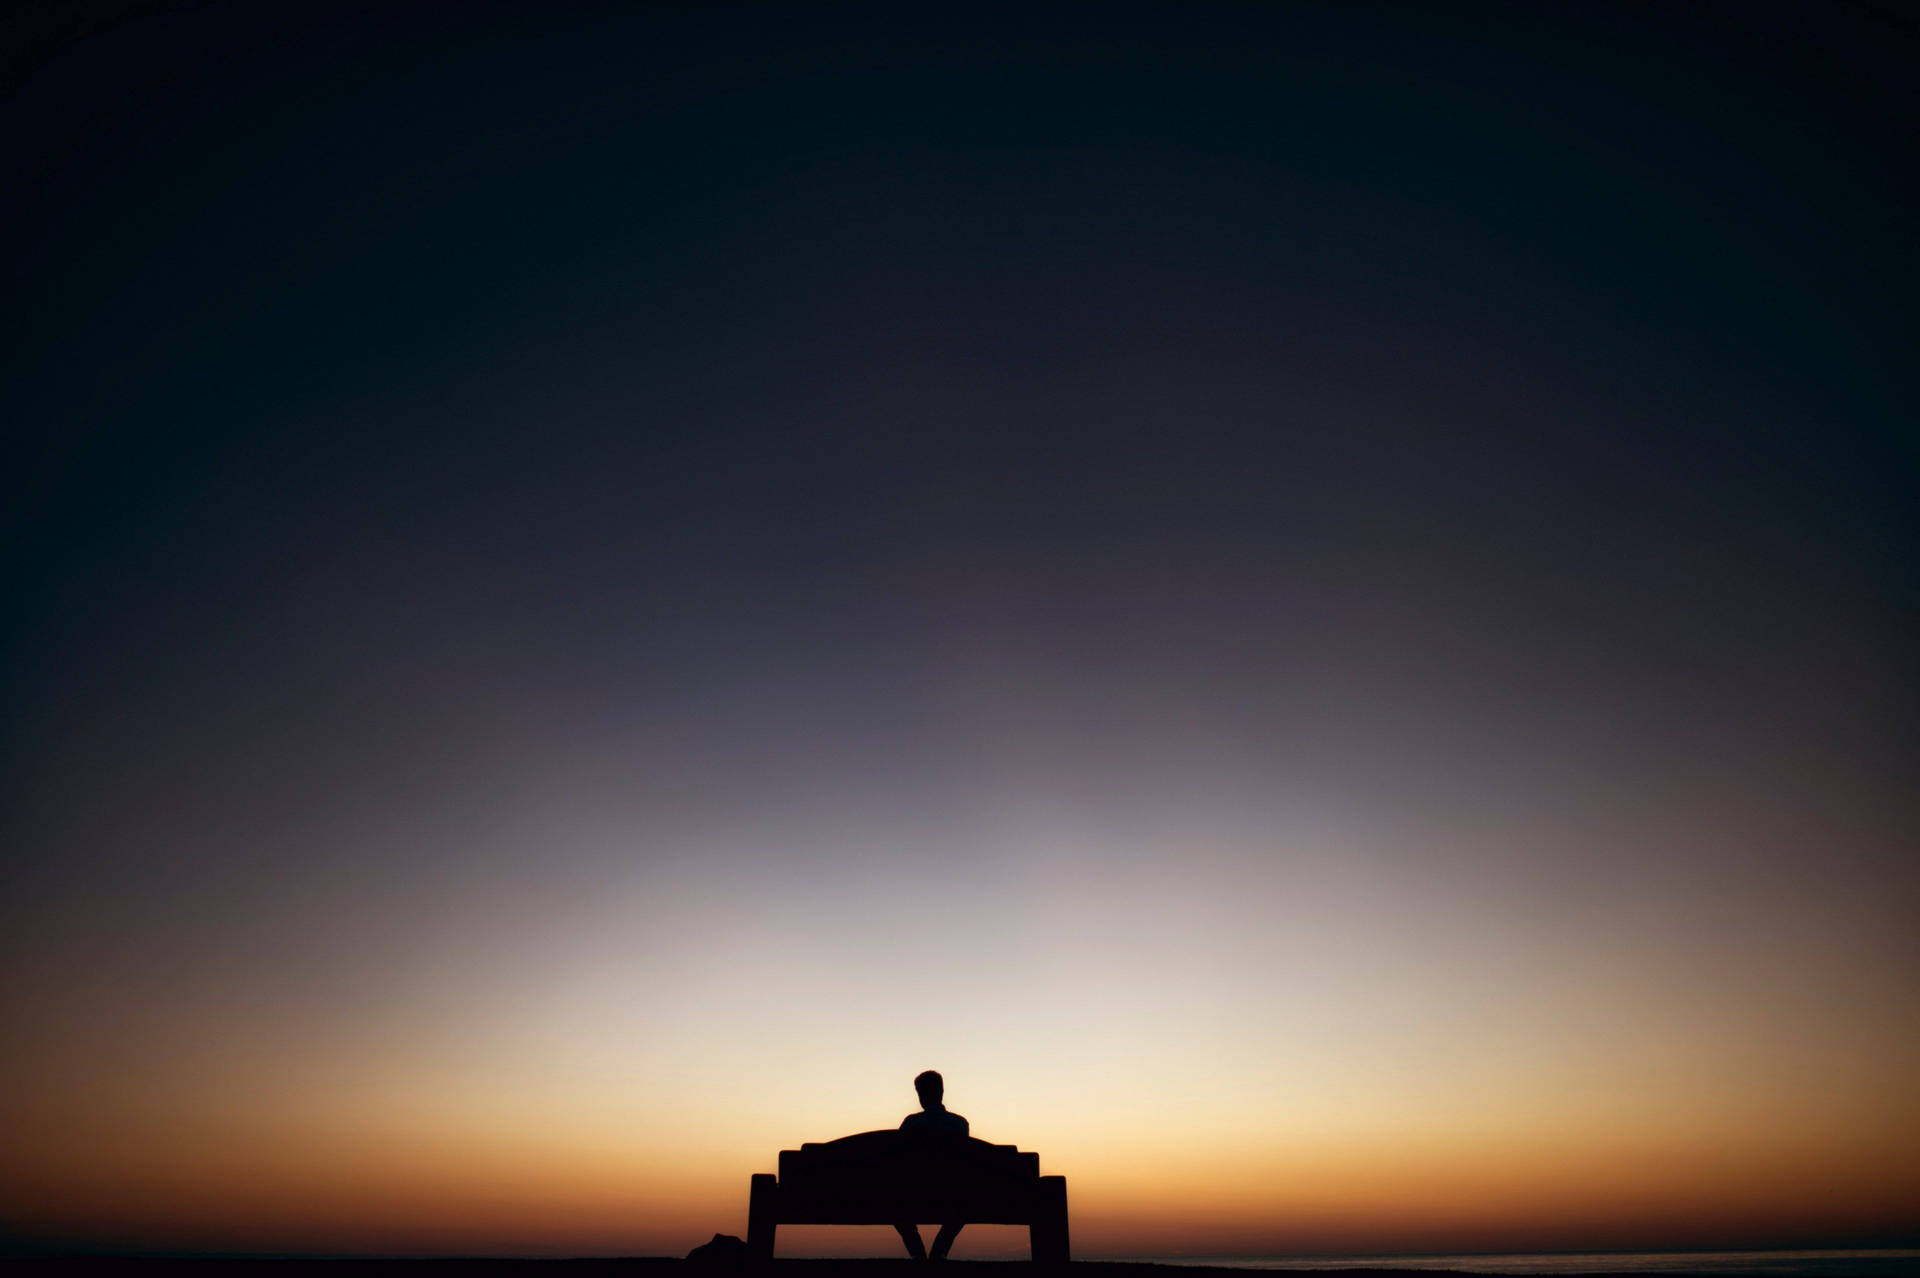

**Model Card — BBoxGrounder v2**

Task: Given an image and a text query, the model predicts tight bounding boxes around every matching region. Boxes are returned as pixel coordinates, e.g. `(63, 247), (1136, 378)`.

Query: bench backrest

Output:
(777, 1130), (1040, 1213)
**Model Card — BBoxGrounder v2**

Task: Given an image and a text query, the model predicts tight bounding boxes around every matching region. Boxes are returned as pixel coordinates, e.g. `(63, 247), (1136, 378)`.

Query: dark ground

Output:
(0, 1260), (1863, 1277)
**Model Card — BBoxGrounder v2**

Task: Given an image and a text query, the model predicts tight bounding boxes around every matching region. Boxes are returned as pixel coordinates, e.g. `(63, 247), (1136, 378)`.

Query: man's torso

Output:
(900, 1106), (969, 1136)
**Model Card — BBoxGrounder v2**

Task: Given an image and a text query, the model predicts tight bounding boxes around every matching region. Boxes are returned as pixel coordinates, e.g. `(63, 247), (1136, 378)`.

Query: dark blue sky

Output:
(10, 0), (1915, 873)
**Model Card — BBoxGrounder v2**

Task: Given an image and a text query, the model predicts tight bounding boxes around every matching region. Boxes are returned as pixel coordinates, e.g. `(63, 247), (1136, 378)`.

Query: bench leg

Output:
(748, 1173), (778, 1261)
(1031, 1175), (1069, 1263)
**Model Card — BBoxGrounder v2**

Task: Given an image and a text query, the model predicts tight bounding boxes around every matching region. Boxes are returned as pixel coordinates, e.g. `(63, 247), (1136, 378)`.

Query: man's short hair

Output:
(914, 1070), (943, 1104)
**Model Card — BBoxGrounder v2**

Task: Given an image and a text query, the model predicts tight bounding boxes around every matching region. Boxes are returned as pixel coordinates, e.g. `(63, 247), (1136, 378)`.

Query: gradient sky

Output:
(4, 0), (1917, 1259)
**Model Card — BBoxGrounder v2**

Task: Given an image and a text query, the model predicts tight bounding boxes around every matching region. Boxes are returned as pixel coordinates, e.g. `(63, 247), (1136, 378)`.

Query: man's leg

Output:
(929, 1223), (964, 1261)
(893, 1223), (928, 1260)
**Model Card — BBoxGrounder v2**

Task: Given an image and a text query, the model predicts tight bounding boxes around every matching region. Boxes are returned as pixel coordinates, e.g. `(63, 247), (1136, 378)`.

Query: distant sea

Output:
(1118, 1251), (1920, 1277)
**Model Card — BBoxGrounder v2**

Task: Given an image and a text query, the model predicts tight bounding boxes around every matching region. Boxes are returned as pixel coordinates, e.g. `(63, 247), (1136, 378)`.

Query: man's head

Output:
(914, 1070), (943, 1108)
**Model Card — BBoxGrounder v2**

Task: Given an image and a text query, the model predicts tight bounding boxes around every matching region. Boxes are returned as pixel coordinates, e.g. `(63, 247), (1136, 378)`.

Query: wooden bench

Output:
(747, 1129), (1069, 1262)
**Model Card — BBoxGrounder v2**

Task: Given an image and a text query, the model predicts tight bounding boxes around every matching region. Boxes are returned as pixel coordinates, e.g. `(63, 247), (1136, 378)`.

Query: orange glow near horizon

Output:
(7, 1070), (1918, 1257)
(5, 813), (1917, 1257)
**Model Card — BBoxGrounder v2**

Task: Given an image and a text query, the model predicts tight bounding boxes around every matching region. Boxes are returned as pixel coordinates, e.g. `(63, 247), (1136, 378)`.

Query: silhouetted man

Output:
(893, 1070), (967, 1260)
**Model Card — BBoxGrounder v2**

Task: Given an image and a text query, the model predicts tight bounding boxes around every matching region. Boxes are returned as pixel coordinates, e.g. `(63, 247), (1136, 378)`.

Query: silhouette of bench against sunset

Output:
(747, 1128), (1070, 1262)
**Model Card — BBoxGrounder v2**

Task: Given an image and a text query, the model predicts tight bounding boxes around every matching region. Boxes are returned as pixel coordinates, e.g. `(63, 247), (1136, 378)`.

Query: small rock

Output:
(687, 1232), (751, 1264)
